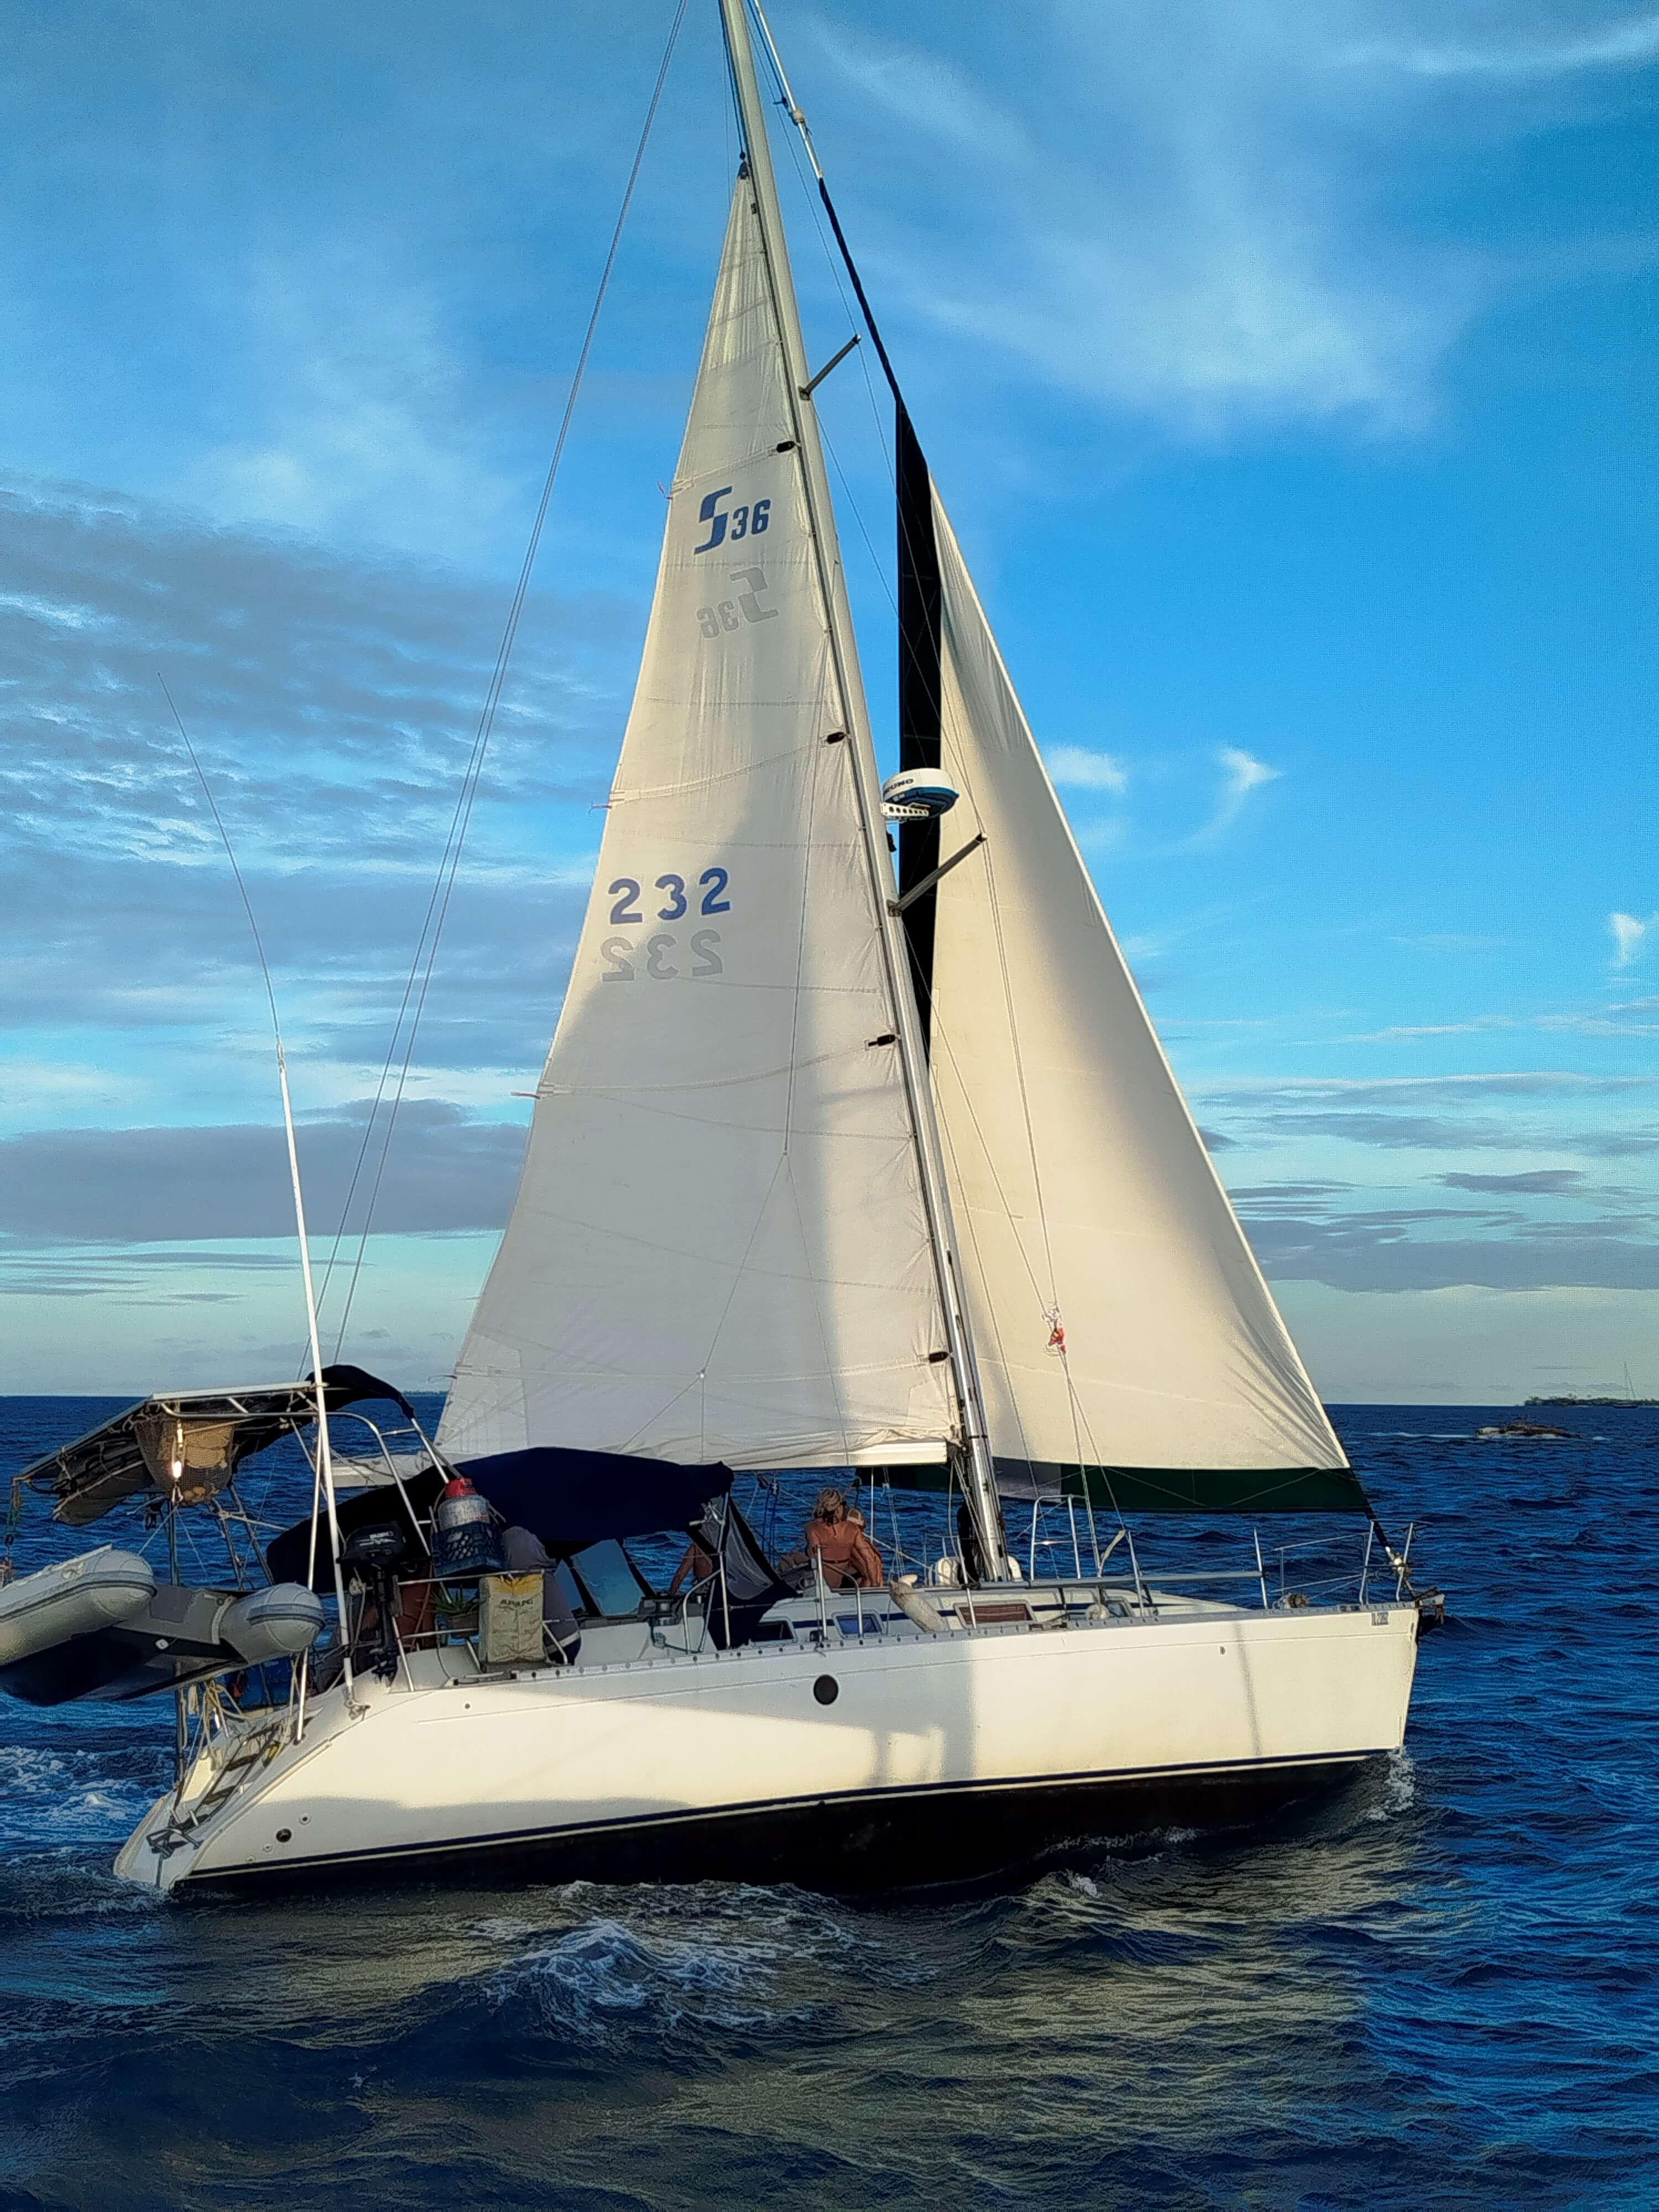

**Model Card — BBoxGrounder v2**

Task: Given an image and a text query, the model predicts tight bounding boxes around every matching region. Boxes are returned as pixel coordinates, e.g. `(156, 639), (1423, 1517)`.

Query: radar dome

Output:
(881, 768), (960, 819)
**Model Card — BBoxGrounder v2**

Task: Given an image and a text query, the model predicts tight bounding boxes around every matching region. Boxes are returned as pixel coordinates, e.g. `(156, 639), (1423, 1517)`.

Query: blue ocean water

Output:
(1, 1397), (1655, 2211)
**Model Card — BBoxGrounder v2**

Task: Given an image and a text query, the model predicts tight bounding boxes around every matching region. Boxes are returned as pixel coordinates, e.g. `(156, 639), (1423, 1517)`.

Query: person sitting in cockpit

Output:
(499, 1523), (581, 1663)
(805, 1489), (884, 1591)
(668, 1533), (716, 1596)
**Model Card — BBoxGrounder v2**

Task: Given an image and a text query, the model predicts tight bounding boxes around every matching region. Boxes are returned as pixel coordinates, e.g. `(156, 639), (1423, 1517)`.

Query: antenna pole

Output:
(716, 0), (1008, 1577)
(274, 1040), (354, 1698)
(159, 677), (355, 1697)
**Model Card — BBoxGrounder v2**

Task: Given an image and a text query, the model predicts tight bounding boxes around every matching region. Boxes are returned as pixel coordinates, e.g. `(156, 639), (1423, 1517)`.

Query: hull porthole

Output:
(813, 1676), (838, 1705)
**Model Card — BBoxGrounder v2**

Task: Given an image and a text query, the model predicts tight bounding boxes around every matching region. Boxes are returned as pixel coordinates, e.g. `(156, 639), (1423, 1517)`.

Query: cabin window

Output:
(836, 1614), (882, 1637)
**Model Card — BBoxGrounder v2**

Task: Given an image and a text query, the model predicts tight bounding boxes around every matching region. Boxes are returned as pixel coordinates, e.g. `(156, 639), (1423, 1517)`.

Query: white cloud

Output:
(1610, 910), (1656, 968)
(808, 1), (1653, 437)
(1347, 1006), (1659, 1043)
(1392, 933), (1507, 952)
(1181, 744), (1283, 844)
(192, 249), (516, 560)
(1349, 1018), (1515, 1041)
(1046, 744), (1129, 792)
(1342, 14), (1659, 79)
(1204, 1073), (1649, 1100)
(1538, 1008), (1659, 1037)
(810, 20), (1031, 166)
(1219, 745), (1282, 800)
(0, 474), (627, 1134)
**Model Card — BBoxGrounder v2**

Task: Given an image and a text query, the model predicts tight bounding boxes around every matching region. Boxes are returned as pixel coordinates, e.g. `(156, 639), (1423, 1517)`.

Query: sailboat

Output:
(5, 0), (1439, 1895)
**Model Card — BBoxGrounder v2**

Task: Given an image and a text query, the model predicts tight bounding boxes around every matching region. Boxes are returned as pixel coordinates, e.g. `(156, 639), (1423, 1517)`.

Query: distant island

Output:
(1525, 1395), (1658, 1408)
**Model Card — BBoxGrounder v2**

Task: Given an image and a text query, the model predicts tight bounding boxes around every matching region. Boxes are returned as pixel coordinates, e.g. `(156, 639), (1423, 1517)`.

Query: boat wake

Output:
(0, 1741), (168, 1849)
(483, 1914), (799, 2045)
(472, 1880), (936, 2054)
(1365, 1750), (1417, 1823)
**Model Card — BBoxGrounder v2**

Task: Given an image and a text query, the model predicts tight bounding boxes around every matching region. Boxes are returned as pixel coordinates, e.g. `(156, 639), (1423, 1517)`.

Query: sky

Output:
(1, 0), (1654, 1402)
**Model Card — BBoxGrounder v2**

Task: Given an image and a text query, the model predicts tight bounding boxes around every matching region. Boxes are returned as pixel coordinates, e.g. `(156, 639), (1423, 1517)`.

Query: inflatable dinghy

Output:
(0, 1549), (325, 1706)
(0, 1547), (156, 1664)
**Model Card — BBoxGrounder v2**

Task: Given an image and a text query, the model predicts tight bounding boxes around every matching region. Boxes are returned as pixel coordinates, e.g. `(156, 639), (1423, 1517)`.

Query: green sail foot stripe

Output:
(876, 1460), (1373, 1515)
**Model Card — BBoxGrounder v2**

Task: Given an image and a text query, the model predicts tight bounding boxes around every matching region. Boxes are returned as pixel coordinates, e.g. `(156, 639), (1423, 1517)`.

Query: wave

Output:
(1366, 1750), (1417, 1823)
(468, 1880), (937, 2057)
(0, 1742), (168, 1849)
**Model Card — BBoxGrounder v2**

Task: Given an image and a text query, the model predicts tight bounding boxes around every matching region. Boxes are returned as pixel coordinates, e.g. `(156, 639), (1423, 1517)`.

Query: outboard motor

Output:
(342, 1524), (410, 1682)
(431, 1476), (505, 1577)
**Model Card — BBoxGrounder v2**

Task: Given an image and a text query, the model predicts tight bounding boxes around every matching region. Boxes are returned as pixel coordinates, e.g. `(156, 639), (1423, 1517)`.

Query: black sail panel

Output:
(896, 403), (943, 1047)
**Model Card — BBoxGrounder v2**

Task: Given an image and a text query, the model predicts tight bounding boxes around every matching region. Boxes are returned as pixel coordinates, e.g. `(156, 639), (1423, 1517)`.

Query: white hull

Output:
(116, 1593), (1421, 1893)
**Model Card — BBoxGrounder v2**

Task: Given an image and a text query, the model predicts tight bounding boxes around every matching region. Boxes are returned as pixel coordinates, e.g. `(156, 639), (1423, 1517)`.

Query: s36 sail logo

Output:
(696, 567), (776, 638)
(693, 487), (770, 553)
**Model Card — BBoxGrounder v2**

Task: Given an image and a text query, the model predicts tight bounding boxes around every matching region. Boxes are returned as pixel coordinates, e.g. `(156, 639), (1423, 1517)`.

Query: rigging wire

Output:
(752, 19), (896, 468)
(320, 0), (691, 1361)
(742, 0), (943, 792)
(749, 11), (971, 816)
(919, 860), (1128, 1544)
(159, 676), (285, 1056)
(820, 421), (899, 614)
(750, 15), (901, 551)
(926, 1007), (1044, 1484)
(738, 0), (906, 677)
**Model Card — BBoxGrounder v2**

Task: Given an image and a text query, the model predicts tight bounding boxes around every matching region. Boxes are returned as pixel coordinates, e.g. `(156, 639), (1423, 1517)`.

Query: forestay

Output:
(925, 491), (1359, 1510)
(439, 183), (953, 1473)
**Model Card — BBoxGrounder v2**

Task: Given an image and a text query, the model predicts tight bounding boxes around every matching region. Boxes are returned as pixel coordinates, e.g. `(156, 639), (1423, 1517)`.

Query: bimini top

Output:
(19, 1366), (414, 1528)
(266, 1444), (737, 1590)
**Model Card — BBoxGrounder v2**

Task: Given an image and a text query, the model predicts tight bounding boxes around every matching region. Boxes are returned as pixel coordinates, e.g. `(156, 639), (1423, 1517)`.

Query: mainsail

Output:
(922, 491), (1358, 1510)
(438, 181), (954, 1472)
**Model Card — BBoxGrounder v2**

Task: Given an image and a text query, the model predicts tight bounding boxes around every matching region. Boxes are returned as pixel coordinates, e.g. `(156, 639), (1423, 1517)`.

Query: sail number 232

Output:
(601, 867), (730, 982)
(608, 869), (729, 924)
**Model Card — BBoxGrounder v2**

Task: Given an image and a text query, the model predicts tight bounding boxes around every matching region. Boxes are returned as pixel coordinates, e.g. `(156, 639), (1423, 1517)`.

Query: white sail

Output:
(925, 491), (1347, 1485)
(438, 184), (953, 1472)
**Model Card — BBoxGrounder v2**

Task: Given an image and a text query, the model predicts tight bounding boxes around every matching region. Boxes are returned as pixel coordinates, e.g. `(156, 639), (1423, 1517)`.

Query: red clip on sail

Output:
(1046, 1316), (1066, 1354)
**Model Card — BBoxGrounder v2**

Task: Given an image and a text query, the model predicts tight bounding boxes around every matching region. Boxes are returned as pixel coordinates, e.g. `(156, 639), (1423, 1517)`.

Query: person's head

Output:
(812, 1487), (846, 1524)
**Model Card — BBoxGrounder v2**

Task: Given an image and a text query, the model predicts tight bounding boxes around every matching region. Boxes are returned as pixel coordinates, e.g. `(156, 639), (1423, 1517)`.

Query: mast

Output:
(742, 5), (945, 1047)
(716, 0), (1008, 1574)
